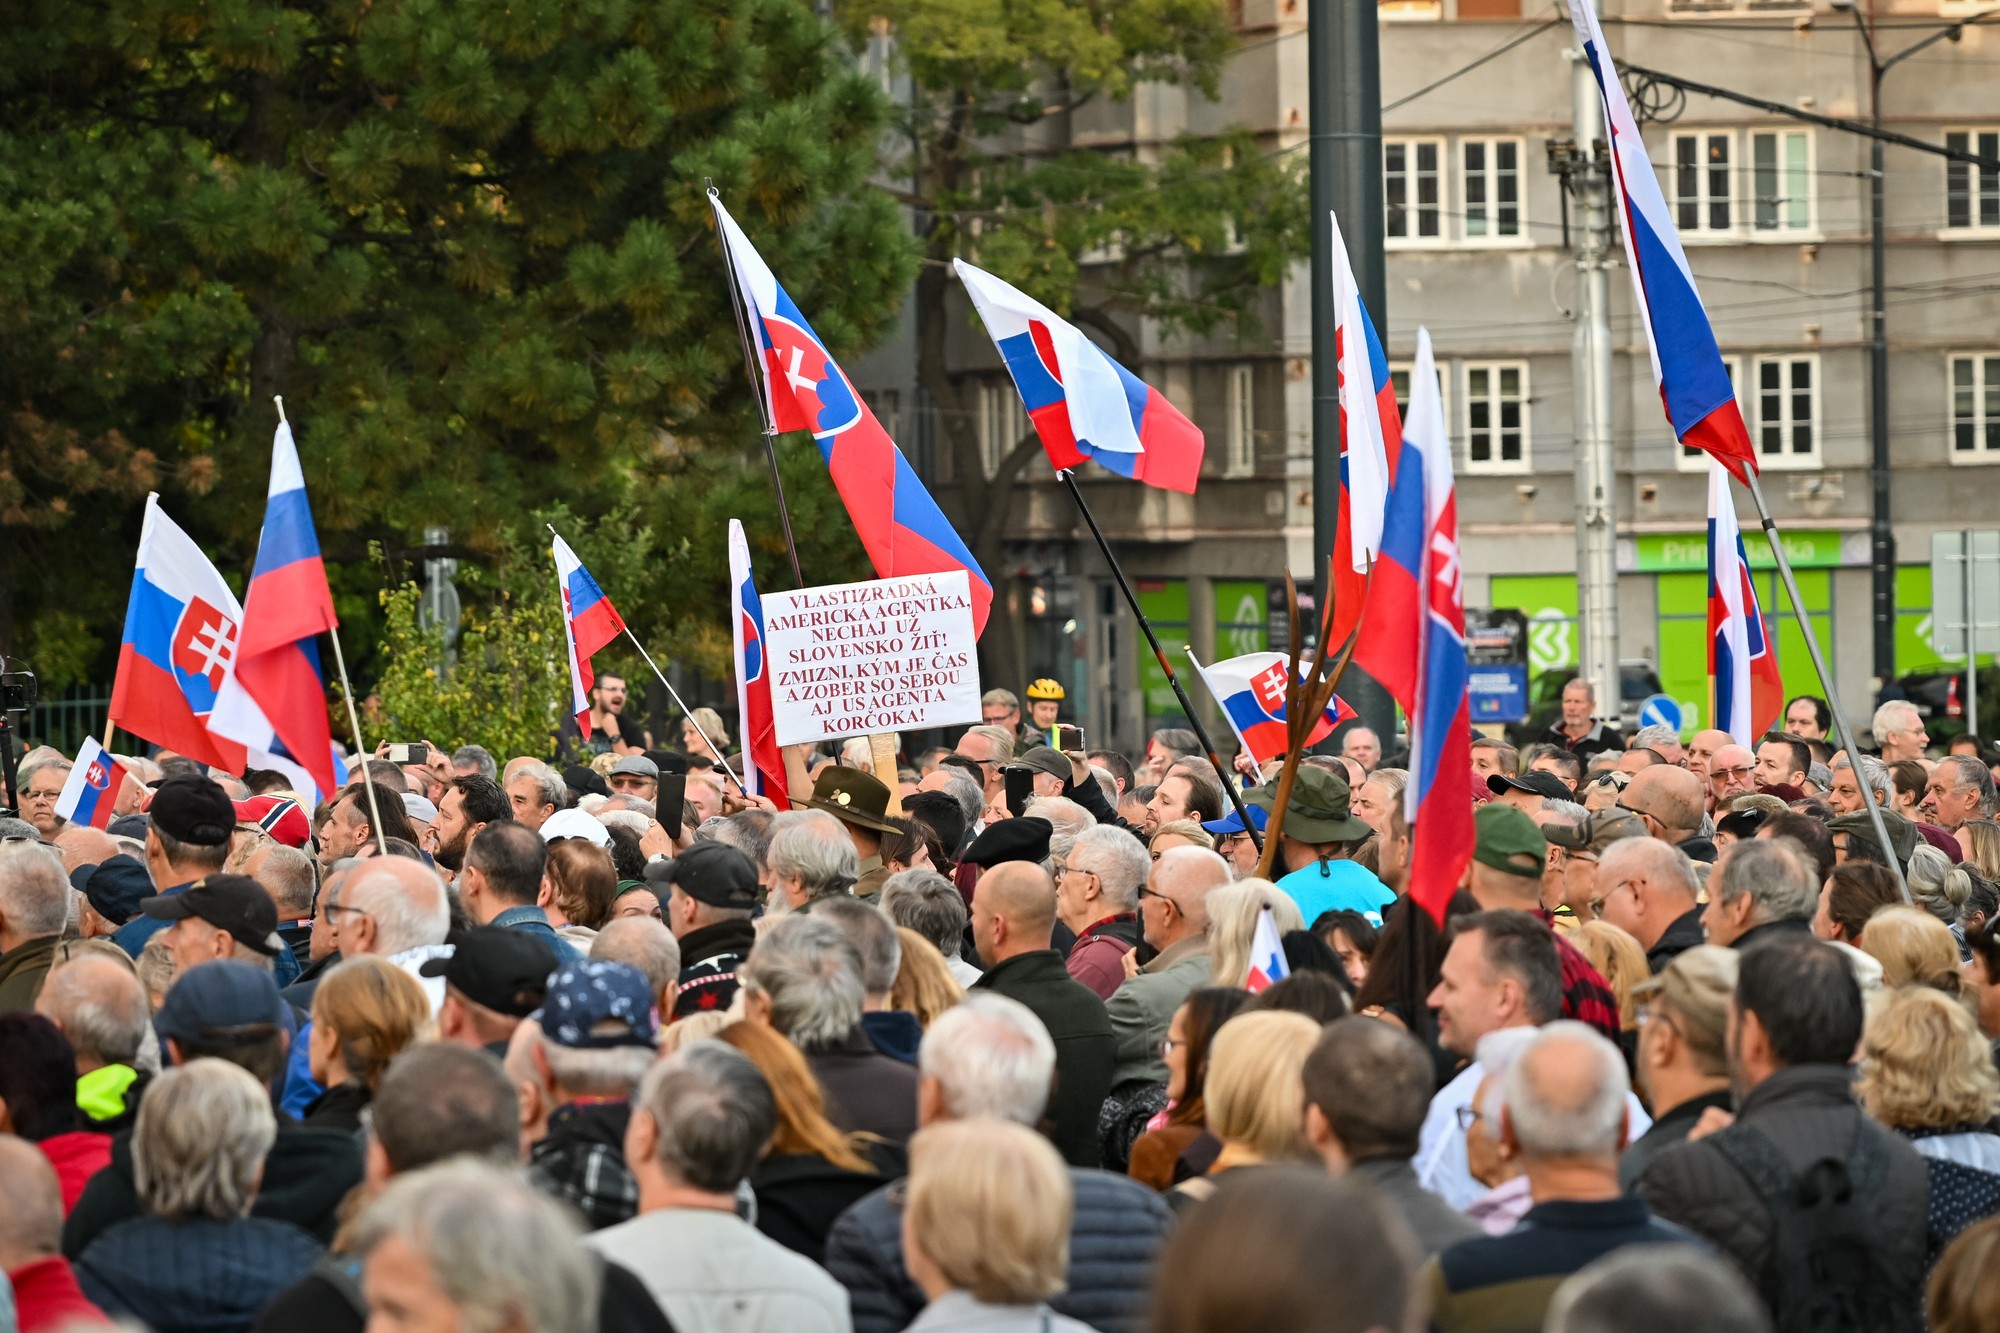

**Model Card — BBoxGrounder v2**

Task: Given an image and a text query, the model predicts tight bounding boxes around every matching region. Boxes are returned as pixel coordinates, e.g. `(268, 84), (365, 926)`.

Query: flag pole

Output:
(708, 183), (805, 588)
(275, 394), (387, 858)
(1740, 472), (1908, 901)
(619, 626), (745, 795)
(1057, 469), (1263, 847)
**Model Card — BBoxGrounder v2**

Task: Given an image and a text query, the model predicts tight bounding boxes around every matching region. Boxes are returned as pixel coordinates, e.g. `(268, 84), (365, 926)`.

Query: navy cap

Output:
(71, 855), (154, 926)
(156, 960), (286, 1047)
(533, 960), (658, 1050)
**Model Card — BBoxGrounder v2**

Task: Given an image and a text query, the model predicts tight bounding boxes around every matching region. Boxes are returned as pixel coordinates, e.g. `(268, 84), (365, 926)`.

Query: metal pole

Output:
(1866, 62), (1896, 687)
(327, 628), (390, 858)
(1310, 0), (1395, 743)
(1966, 534), (1979, 734)
(1570, 52), (1621, 719)
(1743, 472), (1907, 900)
(1059, 471), (1263, 849)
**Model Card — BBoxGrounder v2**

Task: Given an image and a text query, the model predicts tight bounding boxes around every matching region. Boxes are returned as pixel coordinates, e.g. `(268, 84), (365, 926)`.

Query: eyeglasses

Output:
(1138, 886), (1181, 912)
(1161, 1036), (1186, 1059)
(25, 788), (64, 802)
(1712, 765), (1755, 780)
(1455, 1105), (1484, 1132)
(323, 902), (371, 921)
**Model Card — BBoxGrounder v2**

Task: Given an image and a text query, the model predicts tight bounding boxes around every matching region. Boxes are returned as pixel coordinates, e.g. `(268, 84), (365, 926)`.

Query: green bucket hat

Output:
(1252, 766), (1371, 844)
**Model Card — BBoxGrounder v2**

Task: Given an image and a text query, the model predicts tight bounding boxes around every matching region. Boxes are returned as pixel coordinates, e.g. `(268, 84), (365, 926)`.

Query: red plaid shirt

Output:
(1550, 929), (1623, 1044)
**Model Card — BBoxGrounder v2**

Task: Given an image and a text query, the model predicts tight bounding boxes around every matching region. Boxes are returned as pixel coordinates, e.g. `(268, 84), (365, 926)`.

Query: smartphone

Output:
(1051, 724), (1086, 752)
(386, 742), (429, 766)
(1004, 766), (1035, 820)
(656, 773), (688, 841)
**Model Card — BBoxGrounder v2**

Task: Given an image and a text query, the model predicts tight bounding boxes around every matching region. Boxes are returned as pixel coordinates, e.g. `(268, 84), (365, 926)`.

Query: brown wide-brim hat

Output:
(800, 765), (901, 836)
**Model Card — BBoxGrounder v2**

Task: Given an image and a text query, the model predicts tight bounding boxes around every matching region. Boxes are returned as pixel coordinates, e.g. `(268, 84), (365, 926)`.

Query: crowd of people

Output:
(5, 672), (2000, 1333)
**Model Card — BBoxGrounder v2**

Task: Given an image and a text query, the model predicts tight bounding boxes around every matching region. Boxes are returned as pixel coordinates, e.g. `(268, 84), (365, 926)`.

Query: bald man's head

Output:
(344, 856), (451, 955)
(0, 1133), (63, 1267)
(971, 862), (1058, 966)
(53, 825), (120, 876)
(36, 953), (150, 1072)
(1150, 845), (1230, 930)
(1624, 765), (1705, 840)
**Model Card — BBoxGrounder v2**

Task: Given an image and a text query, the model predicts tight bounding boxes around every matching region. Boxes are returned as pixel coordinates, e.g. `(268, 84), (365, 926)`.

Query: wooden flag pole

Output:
(1253, 560), (1363, 881)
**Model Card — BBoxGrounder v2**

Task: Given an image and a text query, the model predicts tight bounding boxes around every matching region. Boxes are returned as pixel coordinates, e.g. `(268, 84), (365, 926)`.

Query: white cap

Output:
(401, 792), (439, 824)
(540, 807), (612, 849)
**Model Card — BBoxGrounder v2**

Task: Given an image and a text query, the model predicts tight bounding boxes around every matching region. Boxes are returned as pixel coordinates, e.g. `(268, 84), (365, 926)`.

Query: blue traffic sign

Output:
(1639, 694), (1683, 733)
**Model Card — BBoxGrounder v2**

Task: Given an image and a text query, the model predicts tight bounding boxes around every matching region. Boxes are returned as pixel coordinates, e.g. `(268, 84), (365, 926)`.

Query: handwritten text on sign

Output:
(763, 571), (982, 746)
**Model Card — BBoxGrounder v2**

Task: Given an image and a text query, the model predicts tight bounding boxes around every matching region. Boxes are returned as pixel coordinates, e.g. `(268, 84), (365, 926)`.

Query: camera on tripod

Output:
(0, 667), (36, 715)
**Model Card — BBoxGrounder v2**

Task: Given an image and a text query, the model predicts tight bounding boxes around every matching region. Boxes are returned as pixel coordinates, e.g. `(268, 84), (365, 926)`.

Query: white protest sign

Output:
(763, 570), (982, 746)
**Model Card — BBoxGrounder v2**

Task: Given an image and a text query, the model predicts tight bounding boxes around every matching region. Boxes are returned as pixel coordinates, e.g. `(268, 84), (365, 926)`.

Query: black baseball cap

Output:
(561, 764), (610, 799)
(139, 873), (282, 956)
(147, 777), (236, 846)
(419, 928), (556, 1017)
(71, 855), (154, 926)
(645, 841), (758, 909)
(1486, 770), (1576, 804)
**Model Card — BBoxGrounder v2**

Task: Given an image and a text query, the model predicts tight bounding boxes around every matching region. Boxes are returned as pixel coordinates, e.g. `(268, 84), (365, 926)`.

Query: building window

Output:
(1753, 355), (1818, 465)
(1464, 361), (1529, 473)
(1461, 138), (1523, 241)
(978, 382), (1025, 479)
(1672, 132), (1734, 234)
(1679, 358), (1742, 469)
(1384, 138), (1445, 243)
(1225, 365), (1255, 477)
(1946, 129), (2000, 232)
(1750, 130), (1812, 232)
(1951, 353), (2000, 461)
(1389, 359), (1448, 432)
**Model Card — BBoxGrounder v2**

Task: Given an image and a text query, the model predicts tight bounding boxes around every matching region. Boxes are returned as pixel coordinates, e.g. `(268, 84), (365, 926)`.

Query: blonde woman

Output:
(901, 1118), (1092, 1333)
(1148, 820), (1214, 860)
(1573, 920), (1651, 1064)
(1862, 905), (1973, 1000)
(1859, 985), (2000, 1262)
(681, 707), (730, 759)
(888, 928), (964, 1030)
(1170, 1010), (1319, 1211)
(306, 955), (434, 1132)
(1204, 880), (1305, 990)
(1958, 820), (2000, 884)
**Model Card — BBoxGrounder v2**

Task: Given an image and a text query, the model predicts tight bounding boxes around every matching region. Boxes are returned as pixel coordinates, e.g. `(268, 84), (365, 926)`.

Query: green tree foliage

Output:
(834, 0), (1312, 681)
(0, 0), (901, 687)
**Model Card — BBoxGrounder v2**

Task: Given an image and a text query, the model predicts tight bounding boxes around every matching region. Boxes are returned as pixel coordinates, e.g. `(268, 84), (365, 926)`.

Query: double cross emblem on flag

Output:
(170, 599), (239, 701)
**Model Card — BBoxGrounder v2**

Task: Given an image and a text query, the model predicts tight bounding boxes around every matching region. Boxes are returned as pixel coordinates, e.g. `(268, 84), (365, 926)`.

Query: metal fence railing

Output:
(23, 685), (111, 757)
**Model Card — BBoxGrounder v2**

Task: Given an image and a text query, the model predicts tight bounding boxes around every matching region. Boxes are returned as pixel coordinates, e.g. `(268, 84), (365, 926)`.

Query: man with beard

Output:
(425, 776), (512, 880)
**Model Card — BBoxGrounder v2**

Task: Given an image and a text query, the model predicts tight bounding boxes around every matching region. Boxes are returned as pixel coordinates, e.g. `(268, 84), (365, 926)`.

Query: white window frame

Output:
(1224, 364), (1256, 477)
(1668, 129), (1816, 240)
(1748, 128), (1815, 236)
(1677, 357), (1744, 472)
(1462, 360), (1531, 475)
(1750, 353), (1821, 470)
(977, 381), (1025, 480)
(1949, 352), (2000, 465)
(1665, 0), (1810, 16)
(1944, 128), (2000, 235)
(1459, 136), (1528, 246)
(1669, 130), (1736, 236)
(1388, 359), (1450, 436)
(1384, 137), (1447, 248)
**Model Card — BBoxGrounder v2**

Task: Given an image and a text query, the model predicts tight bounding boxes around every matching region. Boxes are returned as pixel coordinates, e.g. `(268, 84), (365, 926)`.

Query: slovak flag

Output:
(552, 533), (626, 734)
(1707, 461), (1783, 745)
(1192, 650), (1357, 767)
(55, 738), (131, 832)
(710, 195), (992, 635)
(1245, 908), (1291, 994)
(111, 494), (251, 773)
(209, 417), (347, 805)
(954, 260), (1204, 493)
(1572, 0), (1758, 484)
(1329, 207), (1404, 651)
(729, 520), (789, 810)
(1400, 331), (1474, 927)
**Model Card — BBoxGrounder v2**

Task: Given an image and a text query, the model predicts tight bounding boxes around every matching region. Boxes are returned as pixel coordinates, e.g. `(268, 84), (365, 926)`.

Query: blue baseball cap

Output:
(533, 960), (658, 1050)
(156, 960), (287, 1049)
(1202, 803), (1269, 836)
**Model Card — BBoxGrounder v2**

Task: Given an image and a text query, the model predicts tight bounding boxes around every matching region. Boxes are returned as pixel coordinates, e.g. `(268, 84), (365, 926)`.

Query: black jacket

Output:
(825, 1166), (1172, 1333)
(255, 1252), (677, 1333)
(860, 1010), (923, 1065)
(1646, 907), (1708, 973)
(64, 1122), (362, 1257)
(672, 919), (758, 1019)
(300, 1082), (370, 1135)
(529, 1101), (638, 1231)
(973, 950), (1117, 1169)
(1619, 1087), (1733, 1190)
(281, 950), (342, 1016)
(1635, 1065), (1929, 1320)
(1675, 833), (1719, 865)
(751, 1142), (907, 1262)
(76, 1214), (322, 1333)
(1731, 917), (1813, 951)
(806, 1028), (921, 1147)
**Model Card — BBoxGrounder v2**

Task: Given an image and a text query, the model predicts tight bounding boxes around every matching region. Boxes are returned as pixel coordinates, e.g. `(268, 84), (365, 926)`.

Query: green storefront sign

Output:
(1136, 581), (1191, 722)
(1632, 530), (1847, 574)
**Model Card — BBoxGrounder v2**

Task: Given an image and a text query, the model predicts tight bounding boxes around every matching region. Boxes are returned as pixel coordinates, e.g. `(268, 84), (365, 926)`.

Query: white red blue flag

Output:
(552, 533), (626, 734)
(953, 259), (1204, 493)
(111, 494), (251, 773)
(1328, 207), (1404, 652)
(729, 519), (789, 810)
(1572, 0), (1758, 485)
(1245, 907), (1291, 994)
(1707, 461), (1783, 745)
(1191, 650), (1356, 767)
(710, 196), (992, 635)
(55, 738), (131, 832)
(209, 418), (348, 804)
(1400, 331), (1473, 926)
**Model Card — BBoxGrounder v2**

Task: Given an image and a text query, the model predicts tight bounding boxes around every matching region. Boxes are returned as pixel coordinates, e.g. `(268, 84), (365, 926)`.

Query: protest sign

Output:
(762, 571), (982, 746)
